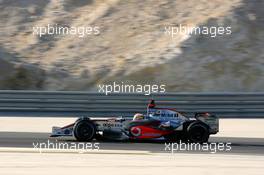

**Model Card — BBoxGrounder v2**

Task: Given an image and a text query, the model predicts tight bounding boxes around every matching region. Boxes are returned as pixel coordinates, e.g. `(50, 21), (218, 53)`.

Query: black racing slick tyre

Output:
(187, 122), (209, 143)
(73, 118), (96, 142)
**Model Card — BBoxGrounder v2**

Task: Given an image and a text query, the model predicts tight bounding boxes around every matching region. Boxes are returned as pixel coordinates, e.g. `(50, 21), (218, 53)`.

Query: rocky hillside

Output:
(0, 0), (263, 91)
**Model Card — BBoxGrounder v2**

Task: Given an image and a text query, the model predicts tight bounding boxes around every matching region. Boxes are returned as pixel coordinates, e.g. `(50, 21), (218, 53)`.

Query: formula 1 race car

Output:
(50, 100), (219, 143)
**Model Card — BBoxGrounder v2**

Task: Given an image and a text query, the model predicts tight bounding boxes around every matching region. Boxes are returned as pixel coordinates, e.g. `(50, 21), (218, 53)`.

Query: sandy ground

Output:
(0, 117), (264, 138)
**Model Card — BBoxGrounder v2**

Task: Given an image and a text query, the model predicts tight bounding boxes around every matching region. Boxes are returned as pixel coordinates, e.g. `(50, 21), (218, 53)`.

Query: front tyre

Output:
(187, 122), (209, 143)
(73, 118), (96, 142)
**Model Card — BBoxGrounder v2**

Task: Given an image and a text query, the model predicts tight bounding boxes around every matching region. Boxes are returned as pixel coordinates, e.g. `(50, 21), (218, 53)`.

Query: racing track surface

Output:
(0, 118), (264, 155)
(0, 132), (264, 155)
(1, 118), (264, 175)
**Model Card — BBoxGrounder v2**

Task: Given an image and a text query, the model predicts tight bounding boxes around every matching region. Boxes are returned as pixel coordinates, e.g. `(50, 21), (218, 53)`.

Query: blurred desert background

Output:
(0, 0), (263, 91)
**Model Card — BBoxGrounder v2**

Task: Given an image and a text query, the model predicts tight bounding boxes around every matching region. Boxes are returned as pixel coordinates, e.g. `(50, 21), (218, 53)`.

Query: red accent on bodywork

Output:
(130, 127), (141, 136)
(130, 125), (173, 139)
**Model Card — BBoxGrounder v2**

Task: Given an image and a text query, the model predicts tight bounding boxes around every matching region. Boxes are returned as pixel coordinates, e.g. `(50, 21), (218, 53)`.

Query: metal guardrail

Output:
(0, 91), (263, 118)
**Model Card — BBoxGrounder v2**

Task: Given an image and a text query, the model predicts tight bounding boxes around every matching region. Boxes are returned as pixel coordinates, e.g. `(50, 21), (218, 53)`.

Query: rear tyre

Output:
(187, 122), (209, 143)
(73, 118), (96, 142)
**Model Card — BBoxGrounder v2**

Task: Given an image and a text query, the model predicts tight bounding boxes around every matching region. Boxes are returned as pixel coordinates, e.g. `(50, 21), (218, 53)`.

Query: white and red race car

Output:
(51, 100), (219, 143)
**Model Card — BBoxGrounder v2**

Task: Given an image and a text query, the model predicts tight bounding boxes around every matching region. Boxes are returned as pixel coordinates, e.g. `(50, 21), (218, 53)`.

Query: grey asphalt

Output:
(0, 132), (263, 155)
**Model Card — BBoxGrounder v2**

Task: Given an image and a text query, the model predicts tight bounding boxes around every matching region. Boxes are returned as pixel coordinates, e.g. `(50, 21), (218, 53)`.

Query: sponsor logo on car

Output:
(130, 127), (141, 136)
(102, 123), (123, 128)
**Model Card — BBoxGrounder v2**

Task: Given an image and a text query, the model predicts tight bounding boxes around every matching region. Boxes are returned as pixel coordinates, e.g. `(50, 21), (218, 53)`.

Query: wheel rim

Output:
(189, 126), (207, 142)
(77, 123), (94, 140)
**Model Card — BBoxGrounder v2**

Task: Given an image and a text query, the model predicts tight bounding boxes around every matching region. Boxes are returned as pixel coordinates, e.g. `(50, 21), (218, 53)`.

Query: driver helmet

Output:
(133, 113), (144, 120)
